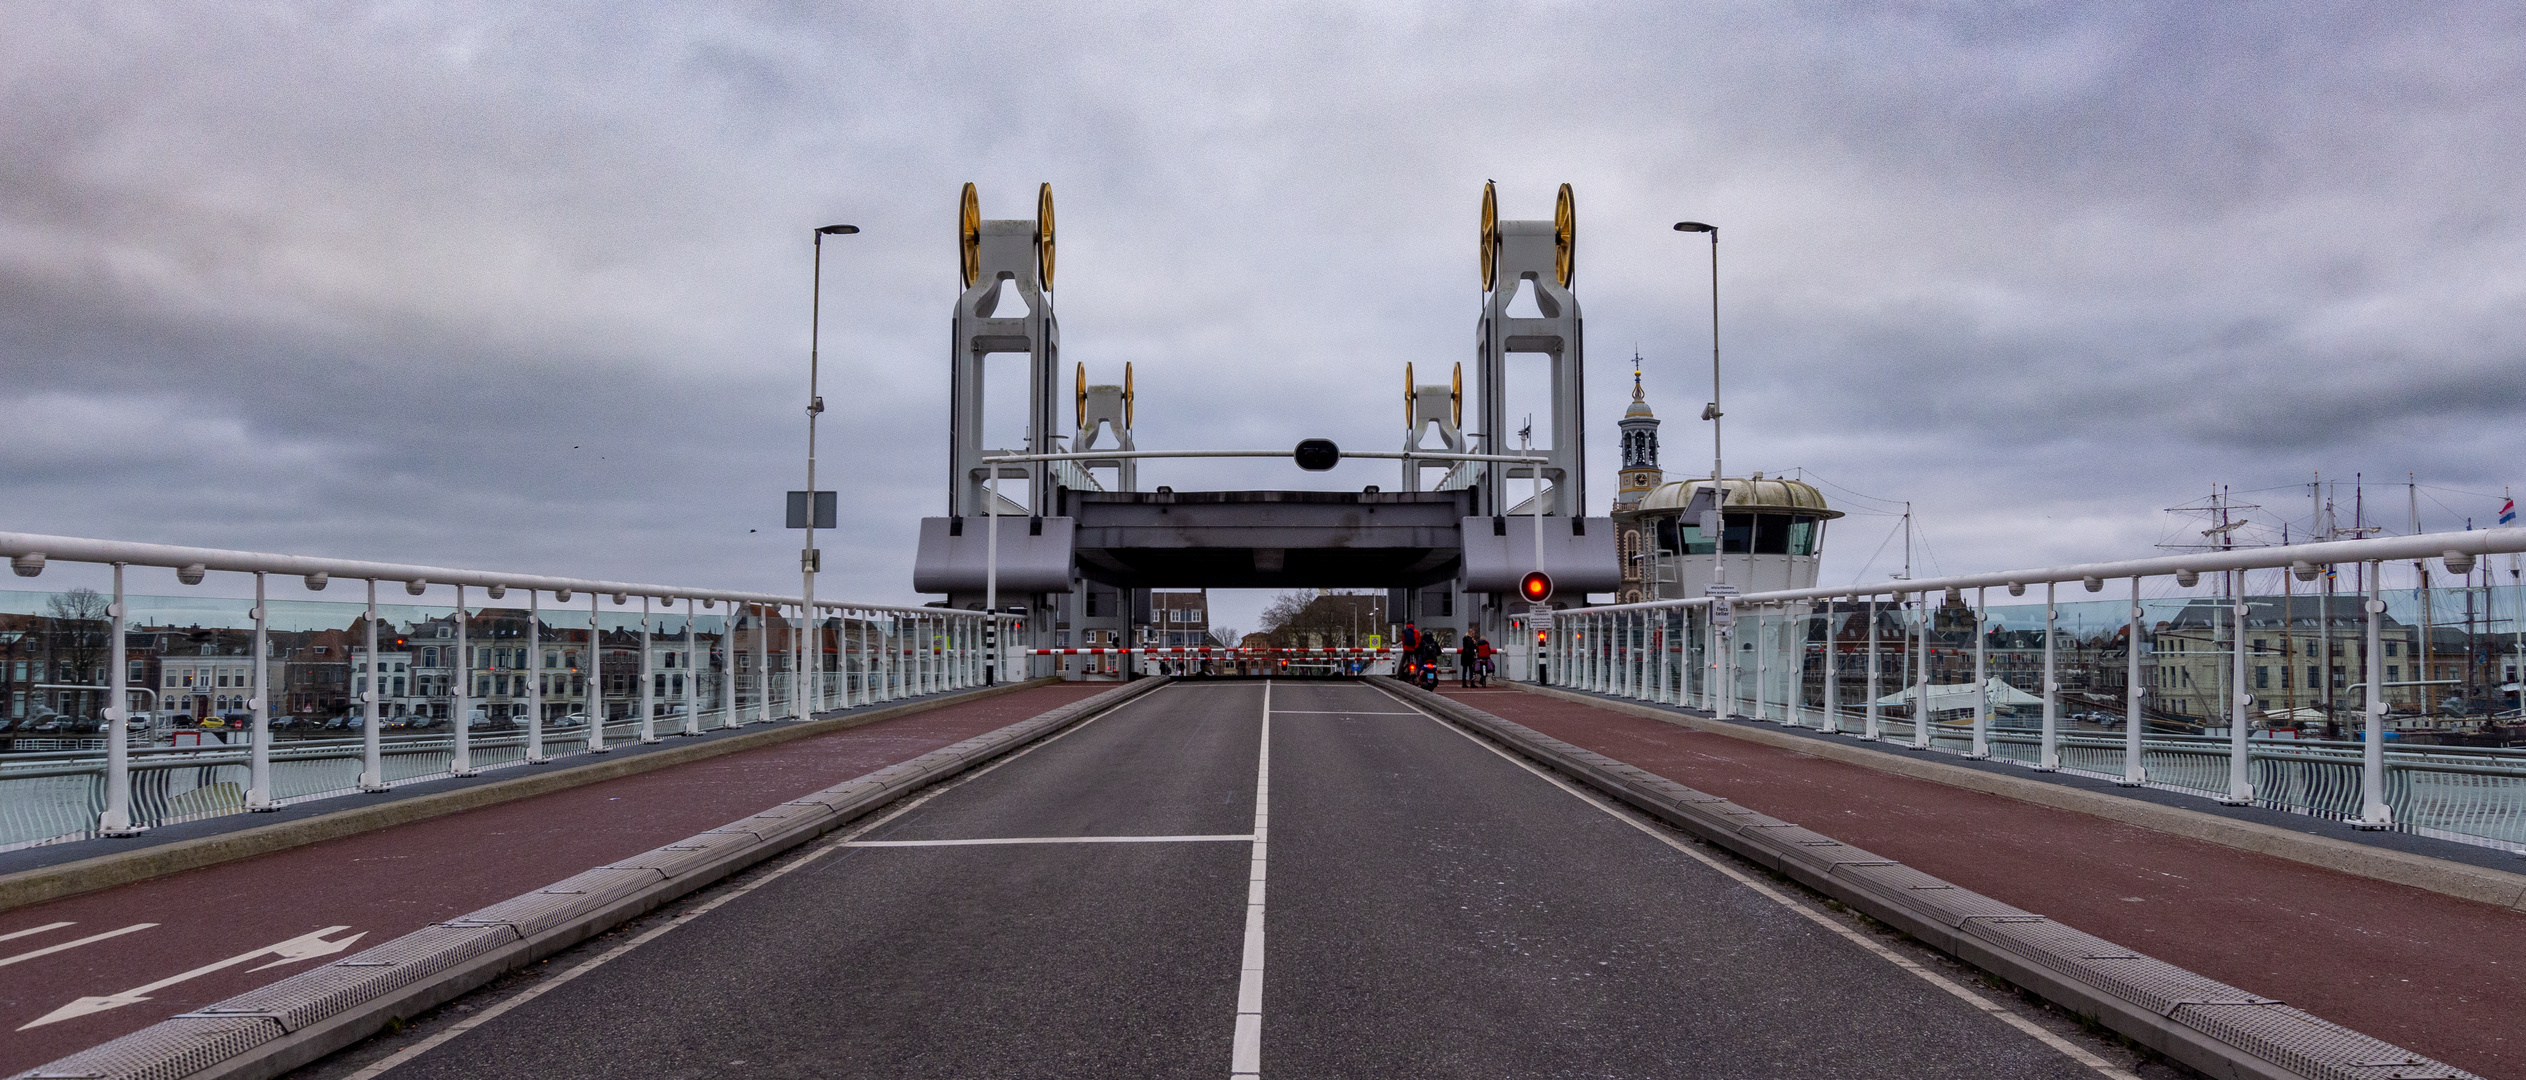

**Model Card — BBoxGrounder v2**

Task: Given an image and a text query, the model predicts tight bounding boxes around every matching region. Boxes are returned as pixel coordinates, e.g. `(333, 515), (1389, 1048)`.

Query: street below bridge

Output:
(298, 680), (2156, 1080)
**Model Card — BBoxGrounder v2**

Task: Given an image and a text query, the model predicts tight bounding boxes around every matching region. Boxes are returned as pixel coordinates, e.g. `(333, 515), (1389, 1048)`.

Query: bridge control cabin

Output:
(1613, 475), (1842, 601)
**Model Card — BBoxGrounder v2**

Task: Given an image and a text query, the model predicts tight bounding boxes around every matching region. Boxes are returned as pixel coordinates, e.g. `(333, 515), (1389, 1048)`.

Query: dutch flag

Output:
(2503, 498), (2517, 527)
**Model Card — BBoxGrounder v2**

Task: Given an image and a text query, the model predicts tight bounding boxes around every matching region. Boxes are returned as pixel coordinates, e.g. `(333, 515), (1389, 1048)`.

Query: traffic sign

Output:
(1704, 583), (1739, 597)
(1528, 605), (1555, 630)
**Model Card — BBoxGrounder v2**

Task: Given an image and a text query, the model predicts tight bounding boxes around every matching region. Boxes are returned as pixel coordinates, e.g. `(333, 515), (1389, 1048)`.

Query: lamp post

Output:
(1674, 221), (1720, 585)
(806, 223), (857, 717)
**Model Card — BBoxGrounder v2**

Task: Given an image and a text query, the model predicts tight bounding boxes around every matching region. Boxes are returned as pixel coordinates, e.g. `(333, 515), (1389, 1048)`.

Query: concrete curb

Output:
(1382, 677), (2481, 1080)
(1506, 681), (2526, 914)
(12, 676), (1170, 1080)
(0, 678), (1061, 916)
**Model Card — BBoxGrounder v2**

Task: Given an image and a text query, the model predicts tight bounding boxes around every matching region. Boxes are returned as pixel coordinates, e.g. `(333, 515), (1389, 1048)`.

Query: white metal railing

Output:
(1525, 526), (2526, 854)
(0, 532), (1002, 850)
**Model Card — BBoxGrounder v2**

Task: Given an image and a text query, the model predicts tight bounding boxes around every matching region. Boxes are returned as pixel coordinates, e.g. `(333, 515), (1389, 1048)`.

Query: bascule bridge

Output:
(912, 182), (1621, 671)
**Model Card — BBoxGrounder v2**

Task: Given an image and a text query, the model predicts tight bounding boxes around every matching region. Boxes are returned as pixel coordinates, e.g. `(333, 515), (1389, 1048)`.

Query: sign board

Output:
(1711, 599), (1735, 629)
(1528, 605), (1555, 630)
(1364, 634), (1383, 650)
(787, 491), (837, 530)
(1704, 583), (1739, 597)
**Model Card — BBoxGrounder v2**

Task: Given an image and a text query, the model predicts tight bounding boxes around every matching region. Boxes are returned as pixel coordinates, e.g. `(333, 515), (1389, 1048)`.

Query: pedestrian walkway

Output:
(0, 682), (1110, 1075)
(1439, 685), (2526, 1079)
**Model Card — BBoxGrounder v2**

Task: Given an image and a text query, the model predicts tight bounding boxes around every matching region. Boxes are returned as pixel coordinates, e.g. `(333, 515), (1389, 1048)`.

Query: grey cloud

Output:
(5, 3), (2526, 620)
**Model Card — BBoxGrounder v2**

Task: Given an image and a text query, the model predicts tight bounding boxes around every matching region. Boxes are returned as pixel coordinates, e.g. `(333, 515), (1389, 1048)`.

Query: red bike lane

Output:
(0, 682), (1110, 1075)
(1437, 687), (2526, 1080)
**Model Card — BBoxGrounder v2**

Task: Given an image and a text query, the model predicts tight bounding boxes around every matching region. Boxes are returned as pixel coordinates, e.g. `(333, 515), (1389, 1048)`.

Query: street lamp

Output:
(1674, 221), (1721, 584)
(806, 223), (857, 716)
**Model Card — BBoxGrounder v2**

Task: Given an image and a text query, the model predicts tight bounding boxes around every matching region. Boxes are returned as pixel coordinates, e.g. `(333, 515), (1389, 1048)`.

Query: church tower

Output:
(1614, 357), (1661, 511)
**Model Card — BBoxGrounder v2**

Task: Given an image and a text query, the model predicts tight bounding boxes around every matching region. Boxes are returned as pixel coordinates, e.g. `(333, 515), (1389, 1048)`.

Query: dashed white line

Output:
(0, 922), (156, 968)
(0, 921), (74, 945)
(844, 834), (1252, 847)
(1231, 680), (1271, 1080)
(1266, 710), (1418, 715)
(1374, 685), (2143, 1080)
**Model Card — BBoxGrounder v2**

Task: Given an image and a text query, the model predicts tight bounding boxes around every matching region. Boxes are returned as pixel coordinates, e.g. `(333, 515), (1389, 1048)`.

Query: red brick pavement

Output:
(1439, 687), (2526, 1080)
(0, 683), (1111, 1074)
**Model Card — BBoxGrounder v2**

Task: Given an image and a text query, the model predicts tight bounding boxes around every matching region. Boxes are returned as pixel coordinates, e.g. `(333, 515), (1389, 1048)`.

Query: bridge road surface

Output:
(306, 679), (2143, 1080)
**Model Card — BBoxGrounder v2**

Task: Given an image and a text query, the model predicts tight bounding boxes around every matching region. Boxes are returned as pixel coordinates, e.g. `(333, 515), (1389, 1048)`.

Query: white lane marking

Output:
(0, 921), (75, 945)
(0, 922), (157, 969)
(1266, 710), (1418, 715)
(1373, 685), (2142, 1080)
(845, 834), (1253, 847)
(1231, 680), (1270, 1080)
(344, 683), (1162, 1079)
(20, 925), (365, 1029)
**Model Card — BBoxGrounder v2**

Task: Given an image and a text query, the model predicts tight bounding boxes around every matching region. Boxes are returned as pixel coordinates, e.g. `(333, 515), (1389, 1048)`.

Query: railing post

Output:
(1911, 595), (1931, 749)
(1821, 599), (1839, 734)
(1863, 597), (1881, 740)
(100, 562), (139, 834)
(793, 602), (808, 716)
(639, 595), (658, 743)
(720, 606), (738, 730)
(1969, 588), (1989, 759)
(755, 604), (771, 720)
(2120, 577), (2145, 784)
(361, 578), (386, 790)
(2038, 582), (2059, 770)
(2222, 574), (2253, 805)
(247, 571), (276, 810)
(684, 600), (702, 736)
(453, 584), (475, 775)
(587, 590), (608, 753)
(2356, 562), (2393, 828)
(526, 590), (547, 763)
(1752, 609), (1768, 719)
(810, 603), (825, 713)
(1654, 611), (1668, 704)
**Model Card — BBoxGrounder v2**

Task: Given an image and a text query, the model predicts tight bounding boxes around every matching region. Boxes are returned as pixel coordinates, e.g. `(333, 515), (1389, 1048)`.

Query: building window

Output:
(2255, 666), (2268, 689)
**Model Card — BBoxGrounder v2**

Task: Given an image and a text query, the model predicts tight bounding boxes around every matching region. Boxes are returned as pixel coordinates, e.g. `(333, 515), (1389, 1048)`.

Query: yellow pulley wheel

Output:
(1124, 362), (1134, 428)
(1554, 183), (1575, 289)
(1451, 362), (1462, 428)
(1404, 362), (1415, 430)
(959, 183), (981, 289)
(1036, 182), (1056, 288)
(1480, 181), (1498, 292)
(1075, 361), (1087, 429)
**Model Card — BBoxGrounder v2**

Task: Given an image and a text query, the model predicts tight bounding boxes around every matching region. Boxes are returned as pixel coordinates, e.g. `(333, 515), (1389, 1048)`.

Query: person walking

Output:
(1459, 626), (1483, 688)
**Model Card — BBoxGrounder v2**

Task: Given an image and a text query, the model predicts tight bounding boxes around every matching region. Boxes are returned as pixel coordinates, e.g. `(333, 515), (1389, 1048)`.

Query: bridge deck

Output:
(9, 679), (2508, 1077)
(290, 681), (2141, 1079)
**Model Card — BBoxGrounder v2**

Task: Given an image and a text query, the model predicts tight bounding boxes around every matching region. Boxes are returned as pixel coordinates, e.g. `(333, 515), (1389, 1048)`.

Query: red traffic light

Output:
(1519, 571), (1553, 603)
(1535, 629), (1549, 646)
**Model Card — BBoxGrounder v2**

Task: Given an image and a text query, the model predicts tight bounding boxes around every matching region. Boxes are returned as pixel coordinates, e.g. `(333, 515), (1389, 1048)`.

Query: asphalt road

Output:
(298, 679), (2153, 1079)
(0, 683), (1111, 1074)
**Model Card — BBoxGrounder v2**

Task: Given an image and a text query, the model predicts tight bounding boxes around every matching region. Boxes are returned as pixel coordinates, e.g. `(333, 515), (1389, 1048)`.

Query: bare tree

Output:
(44, 587), (110, 718)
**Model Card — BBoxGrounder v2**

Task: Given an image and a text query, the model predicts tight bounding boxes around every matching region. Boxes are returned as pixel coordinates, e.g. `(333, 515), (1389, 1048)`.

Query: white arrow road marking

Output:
(0, 923), (157, 969)
(0, 921), (77, 945)
(19, 925), (364, 1030)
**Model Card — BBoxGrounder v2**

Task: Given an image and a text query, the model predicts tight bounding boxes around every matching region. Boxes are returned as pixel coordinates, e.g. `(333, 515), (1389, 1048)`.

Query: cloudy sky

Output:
(6, 4), (2525, 626)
